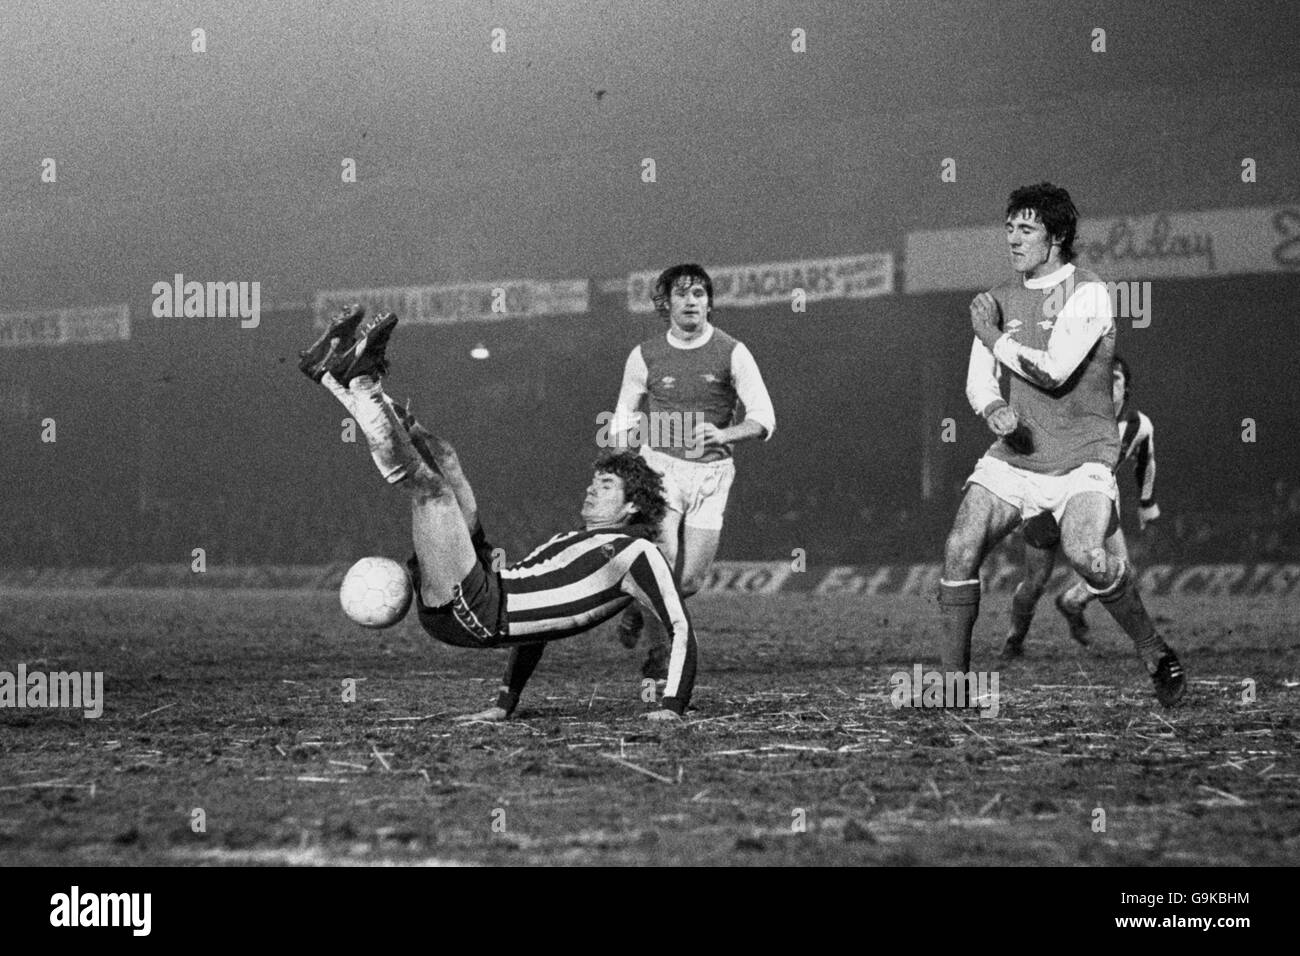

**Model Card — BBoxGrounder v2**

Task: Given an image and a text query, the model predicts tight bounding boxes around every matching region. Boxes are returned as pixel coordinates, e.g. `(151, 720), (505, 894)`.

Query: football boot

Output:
(298, 303), (366, 382)
(322, 310), (399, 385)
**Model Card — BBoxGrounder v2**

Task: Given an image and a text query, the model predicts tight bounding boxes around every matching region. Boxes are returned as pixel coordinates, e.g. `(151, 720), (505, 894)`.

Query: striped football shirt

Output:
(493, 528), (697, 715)
(1116, 406), (1157, 506)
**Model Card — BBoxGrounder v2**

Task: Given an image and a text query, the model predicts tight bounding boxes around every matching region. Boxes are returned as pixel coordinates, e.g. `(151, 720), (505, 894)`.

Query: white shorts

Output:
(966, 456), (1117, 524)
(640, 446), (736, 531)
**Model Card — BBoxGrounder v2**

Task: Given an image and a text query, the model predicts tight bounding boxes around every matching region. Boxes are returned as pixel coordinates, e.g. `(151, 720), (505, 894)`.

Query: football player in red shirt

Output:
(1000, 355), (1163, 659)
(940, 183), (1184, 706)
(607, 264), (775, 682)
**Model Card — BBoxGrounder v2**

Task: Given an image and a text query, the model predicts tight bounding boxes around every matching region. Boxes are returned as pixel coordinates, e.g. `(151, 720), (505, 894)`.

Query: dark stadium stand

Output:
(3, 274), (1299, 568)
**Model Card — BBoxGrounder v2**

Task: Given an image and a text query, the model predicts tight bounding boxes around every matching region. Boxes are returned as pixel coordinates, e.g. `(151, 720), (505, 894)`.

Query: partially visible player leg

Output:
(322, 374), (475, 604)
(408, 473), (478, 608)
(405, 416), (480, 532)
(1055, 578), (1092, 646)
(678, 525), (722, 599)
(941, 483), (1021, 673)
(1059, 525), (1128, 614)
(1002, 538), (1057, 662)
(640, 461), (731, 678)
(1056, 524), (1129, 645)
(309, 309), (478, 606)
(328, 374), (423, 483)
(1059, 492), (1184, 705)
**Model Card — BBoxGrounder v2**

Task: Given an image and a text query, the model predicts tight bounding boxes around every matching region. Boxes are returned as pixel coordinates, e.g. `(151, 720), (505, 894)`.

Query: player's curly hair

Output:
(593, 451), (668, 540)
(1006, 182), (1079, 263)
(652, 263), (714, 318)
(1112, 353), (1132, 402)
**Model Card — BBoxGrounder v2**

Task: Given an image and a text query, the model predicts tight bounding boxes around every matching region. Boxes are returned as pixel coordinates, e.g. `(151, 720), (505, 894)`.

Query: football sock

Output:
(1089, 563), (1168, 666)
(347, 376), (421, 484)
(401, 412), (450, 478)
(1007, 582), (1039, 642)
(320, 371), (357, 415)
(938, 579), (981, 672)
(323, 373), (419, 475)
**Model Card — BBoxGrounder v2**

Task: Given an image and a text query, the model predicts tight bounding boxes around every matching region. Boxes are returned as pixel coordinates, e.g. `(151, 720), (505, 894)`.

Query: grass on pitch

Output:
(1, 588), (1297, 866)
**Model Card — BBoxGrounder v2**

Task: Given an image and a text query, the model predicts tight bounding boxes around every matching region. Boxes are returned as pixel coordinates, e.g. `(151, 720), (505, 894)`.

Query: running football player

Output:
(1000, 354), (1162, 659)
(940, 182), (1185, 705)
(608, 264), (775, 680)
(298, 306), (696, 722)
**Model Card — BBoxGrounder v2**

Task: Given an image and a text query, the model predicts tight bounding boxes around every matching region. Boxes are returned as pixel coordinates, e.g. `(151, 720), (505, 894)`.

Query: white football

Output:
(340, 556), (413, 628)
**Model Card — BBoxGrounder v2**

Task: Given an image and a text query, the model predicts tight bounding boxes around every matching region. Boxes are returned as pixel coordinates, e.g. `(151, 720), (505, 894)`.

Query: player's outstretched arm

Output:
(1134, 413), (1160, 529)
(455, 642), (548, 722)
(622, 543), (697, 721)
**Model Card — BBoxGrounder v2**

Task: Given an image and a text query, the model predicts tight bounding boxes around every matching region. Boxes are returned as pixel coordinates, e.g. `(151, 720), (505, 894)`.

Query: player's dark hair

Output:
(652, 263), (714, 318)
(1112, 354), (1132, 401)
(593, 451), (668, 540)
(1006, 182), (1079, 263)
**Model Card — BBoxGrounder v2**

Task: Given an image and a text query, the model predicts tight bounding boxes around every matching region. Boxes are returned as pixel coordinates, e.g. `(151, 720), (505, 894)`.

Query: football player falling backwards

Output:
(299, 306), (697, 722)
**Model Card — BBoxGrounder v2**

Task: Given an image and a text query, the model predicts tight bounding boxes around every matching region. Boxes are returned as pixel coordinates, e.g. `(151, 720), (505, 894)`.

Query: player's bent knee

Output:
(425, 435), (461, 469)
(420, 582), (454, 608)
(1067, 545), (1120, 588)
(407, 464), (454, 500)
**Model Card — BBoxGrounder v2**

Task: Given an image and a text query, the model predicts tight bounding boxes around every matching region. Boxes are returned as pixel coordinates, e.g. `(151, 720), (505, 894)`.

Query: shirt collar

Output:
(1023, 262), (1076, 290)
(666, 324), (714, 349)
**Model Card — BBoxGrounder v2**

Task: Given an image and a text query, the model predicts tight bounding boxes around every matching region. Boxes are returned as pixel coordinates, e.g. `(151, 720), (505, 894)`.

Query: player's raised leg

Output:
(1059, 492), (1185, 705)
(941, 483), (1021, 672)
(309, 311), (479, 606)
(402, 411), (480, 532)
(408, 471), (478, 608)
(391, 410), (483, 604)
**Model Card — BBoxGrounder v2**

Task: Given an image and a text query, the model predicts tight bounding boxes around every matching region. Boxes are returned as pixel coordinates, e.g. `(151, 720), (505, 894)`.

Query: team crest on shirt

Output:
(601, 543), (617, 559)
(702, 373), (722, 383)
(1005, 319), (1023, 332)
(660, 376), (676, 388)
(1038, 319), (1055, 330)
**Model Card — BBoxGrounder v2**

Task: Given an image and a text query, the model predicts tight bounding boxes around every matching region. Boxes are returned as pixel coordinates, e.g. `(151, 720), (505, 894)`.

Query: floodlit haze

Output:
(2, 0), (1297, 308)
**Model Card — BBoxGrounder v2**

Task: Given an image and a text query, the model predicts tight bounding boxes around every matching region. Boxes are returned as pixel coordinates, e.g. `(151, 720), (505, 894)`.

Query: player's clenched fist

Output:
(986, 404), (1019, 438)
(969, 291), (1002, 349)
(692, 422), (726, 448)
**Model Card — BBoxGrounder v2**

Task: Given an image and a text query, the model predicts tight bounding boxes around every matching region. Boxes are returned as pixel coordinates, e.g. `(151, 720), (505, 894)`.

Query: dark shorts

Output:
(407, 525), (508, 649)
